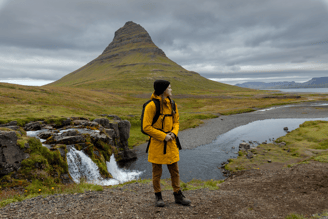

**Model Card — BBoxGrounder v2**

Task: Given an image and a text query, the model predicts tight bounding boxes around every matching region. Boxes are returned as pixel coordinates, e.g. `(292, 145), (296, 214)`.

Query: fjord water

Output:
(263, 88), (328, 93)
(125, 117), (328, 182)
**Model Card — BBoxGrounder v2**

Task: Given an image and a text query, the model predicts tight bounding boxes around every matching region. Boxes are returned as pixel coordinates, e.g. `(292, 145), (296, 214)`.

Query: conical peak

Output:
(115, 21), (149, 38)
(102, 21), (154, 55)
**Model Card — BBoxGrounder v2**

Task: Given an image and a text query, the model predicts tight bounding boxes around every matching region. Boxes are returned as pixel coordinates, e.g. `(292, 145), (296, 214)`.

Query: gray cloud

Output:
(0, 0), (328, 82)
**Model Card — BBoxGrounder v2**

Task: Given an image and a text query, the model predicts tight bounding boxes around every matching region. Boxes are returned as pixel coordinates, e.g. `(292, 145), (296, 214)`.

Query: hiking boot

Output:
(173, 190), (191, 206)
(155, 192), (165, 207)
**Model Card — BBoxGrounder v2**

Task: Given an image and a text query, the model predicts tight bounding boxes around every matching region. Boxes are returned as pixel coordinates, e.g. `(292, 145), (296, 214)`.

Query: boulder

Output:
(108, 122), (120, 139)
(48, 135), (85, 145)
(61, 130), (79, 137)
(24, 122), (42, 131)
(91, 132), (110, 143)
(94, 118), (110, 128)
(239, 142), (250, 151)
(38, 131), (53, 139)
(91, 132), (114, 146)
(118, 120), (131, 146)
(0, 131), (29, 176)
(104, 129), (116, 139)
(283, 127), (288, 131)
(123, 150), (137, 161)
(246, 152), (254, 159)
(0, 121), (18, 127)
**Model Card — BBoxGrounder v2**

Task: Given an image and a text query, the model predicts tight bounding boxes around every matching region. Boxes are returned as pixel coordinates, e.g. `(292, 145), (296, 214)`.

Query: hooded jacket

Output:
(142, 92), (180, 164)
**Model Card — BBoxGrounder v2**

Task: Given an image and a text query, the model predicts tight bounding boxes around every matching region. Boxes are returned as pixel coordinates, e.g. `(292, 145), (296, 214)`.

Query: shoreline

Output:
(136, 101), (328, 152)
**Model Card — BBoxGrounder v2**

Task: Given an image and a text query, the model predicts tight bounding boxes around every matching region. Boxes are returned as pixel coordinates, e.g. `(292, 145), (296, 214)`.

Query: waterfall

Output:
(66, 147), (142, 185)
(106, 154), (142, 183)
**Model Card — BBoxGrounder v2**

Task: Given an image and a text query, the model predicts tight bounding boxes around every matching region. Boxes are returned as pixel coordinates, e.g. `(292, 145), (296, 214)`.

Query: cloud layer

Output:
(1, 0), (327, 82)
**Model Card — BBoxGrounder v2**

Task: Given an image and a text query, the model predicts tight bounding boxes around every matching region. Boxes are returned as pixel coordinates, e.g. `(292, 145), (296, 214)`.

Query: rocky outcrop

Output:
(0, 114), (137, 179)
(0, 131), (29, 176)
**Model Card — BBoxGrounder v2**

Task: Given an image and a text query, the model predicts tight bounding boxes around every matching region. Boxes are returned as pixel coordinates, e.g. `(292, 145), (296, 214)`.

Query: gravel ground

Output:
(0, 161), (327, 219)
(137, 101), (328, 151)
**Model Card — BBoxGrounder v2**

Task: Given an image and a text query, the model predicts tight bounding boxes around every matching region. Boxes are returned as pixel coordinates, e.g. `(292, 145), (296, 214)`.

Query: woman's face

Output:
(164, 84), (172, 97)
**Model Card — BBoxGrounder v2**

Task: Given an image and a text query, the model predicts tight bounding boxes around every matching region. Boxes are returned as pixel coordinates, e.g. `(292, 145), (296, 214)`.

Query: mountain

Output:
(236, 77), (328, 89)
(48, 21), (243, 94)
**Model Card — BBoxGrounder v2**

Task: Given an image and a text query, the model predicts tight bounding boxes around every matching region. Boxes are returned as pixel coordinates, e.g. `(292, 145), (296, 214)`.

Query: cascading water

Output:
(66, 146), (142, 185)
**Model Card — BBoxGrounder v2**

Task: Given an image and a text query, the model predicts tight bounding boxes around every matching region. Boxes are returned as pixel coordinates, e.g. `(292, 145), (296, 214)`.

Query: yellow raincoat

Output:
(142, 93), (180, 164)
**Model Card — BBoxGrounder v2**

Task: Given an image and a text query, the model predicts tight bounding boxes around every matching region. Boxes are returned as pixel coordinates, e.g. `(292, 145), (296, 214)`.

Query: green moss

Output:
(285, 213), (307, 219)
(16, 139), (26, 149)
(313, 154), (328, 163)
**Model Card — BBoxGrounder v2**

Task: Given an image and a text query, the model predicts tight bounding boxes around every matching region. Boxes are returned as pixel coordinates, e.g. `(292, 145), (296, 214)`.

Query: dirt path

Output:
(1, 161), (327, 219)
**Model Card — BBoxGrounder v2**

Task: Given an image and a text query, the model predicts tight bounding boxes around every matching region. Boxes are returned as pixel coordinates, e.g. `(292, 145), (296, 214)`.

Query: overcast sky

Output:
(1, 0), (328, 85)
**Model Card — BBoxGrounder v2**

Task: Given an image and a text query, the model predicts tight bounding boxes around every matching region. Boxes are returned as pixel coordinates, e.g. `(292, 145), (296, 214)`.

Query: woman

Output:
(142, 80), (191, 207)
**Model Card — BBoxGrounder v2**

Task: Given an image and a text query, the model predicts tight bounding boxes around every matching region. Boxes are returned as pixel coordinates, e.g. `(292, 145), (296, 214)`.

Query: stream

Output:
(122, 117), (328, 182)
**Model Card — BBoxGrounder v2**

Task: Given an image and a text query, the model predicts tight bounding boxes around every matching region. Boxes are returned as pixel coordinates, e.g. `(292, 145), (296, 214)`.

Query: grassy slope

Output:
(2, 82), (327, 147)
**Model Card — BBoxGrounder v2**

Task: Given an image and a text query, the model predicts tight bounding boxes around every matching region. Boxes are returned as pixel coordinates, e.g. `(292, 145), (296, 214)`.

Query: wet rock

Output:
(91, 133), (112, 145)
(61, 130), (79, 137)
(262, 142), (267, 144)
(43, 125), (54, 130)
(24, 122), (42, 131)
(239, 142), (250, 151)
(284, 127), (288, 131)
(57, 147), (66, 159)
(60, 173), (73, 184)
(61, 118), (71, 126)
(94, 118), (110, 128)
(118, 120), (131, 146)
(247, 152), (254, 159)
(104, 129), (116, 139)
(51, 135), (85, 145)
(122, 150), (137, 161)
(38, 131), (53, 139)
(0, 131), (29, 176)
(108, 122), (120, 140)
(279, 142), (286, 146)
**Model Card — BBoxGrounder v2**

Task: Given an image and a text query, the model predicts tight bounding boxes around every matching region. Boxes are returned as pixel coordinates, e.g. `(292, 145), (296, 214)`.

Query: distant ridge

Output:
(236, 77), (328, 89)
(48, 21), (243, 94)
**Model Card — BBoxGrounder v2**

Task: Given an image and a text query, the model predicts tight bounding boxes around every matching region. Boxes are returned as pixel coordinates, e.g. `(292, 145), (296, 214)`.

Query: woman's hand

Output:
(165, 134), (172, 142)
(169, 132), (176, 139)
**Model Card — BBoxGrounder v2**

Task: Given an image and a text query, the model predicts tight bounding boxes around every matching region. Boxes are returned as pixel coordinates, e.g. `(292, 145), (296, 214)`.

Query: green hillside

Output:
(48, 21), (245, 94)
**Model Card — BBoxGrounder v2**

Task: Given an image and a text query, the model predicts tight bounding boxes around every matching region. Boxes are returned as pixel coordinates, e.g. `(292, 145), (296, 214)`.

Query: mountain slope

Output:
(48, 21), (246, 94)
